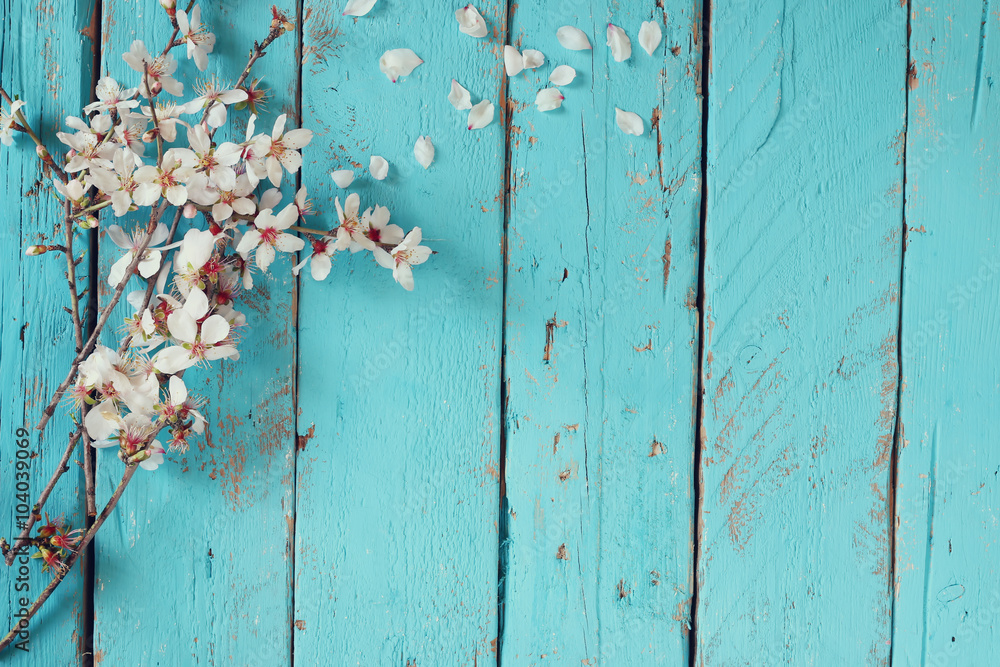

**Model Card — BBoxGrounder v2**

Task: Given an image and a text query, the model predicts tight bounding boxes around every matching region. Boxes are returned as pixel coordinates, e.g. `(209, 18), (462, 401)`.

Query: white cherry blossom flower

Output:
(184, 78), (248, 128)
(557, 26), (592, 50)
(374, 227), (431, 291)
(177, 6), (216, 71)
(260, 113), (312, 187)
(208, 173), (256, 222)
(173, 124), (241, 190)
(123, 40), (183, 97)
(84, 77), (139, 115)
(535, 88), (565, 112)
(343, 0), (377, 16)
(236, 204), (305, 272)
(292, 235), (339, 281)
(455, 4), (488, 38)
(414, 136), (434, 168)
(154, 287), (239, 373)
(449, 80), (472, 110)
(86, 148), (143, 216)
(607, 24), (632, 62)
(369, 155), (389, 180)
(0, 99), (25, 146)
(158, 375), (207, 435)
(379, 49), (423, 83)
(106, 222), (170, 287)
(133, 149), (195, 206)
(615, 107), (644, 136)
(238, 114), (269, 186)
(53, 177), (90, 206)
(549, 65), (576, 86)
(639, 21), (662, 56)
(467, 100), (494, 130)
(141, 102), (187, 143)
(331, 169), (354, 188)
(334, 194), (363, 249)
(354, 204), (403, 252)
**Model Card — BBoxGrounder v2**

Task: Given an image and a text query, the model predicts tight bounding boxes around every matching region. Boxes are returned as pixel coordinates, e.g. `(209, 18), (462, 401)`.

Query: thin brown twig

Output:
(0, 85), (68, 183)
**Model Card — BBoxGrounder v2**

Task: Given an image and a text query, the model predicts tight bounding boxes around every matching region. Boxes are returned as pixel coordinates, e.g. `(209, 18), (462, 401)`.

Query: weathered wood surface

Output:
(0, 0), (998, 665)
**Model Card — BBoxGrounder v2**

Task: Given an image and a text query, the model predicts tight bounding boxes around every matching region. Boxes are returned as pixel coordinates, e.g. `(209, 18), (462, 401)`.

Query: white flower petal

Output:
(449, 80), (473, 110)
(522, 49), (545, 69)
(504, 45), (524, 76)
(467, 100), (495, 130)
(331, 169), (355, 188)
(414, 136), (434, 169)
(343, 0), (377, 16)
(549, 65), (577, 86)
(535, 88), (565, 112)
(607, 23), (632, 62)
(200, 314), (231, 345)
(379, 48), (423, 83)
(369, 155), (389, 180)
(639, 21), (662, 56)
(167, 311), (198, 344)
(455, 4), (488, 38)
(557, 26), (592, 50)
(615, 107), (644, 136)
(168, 375), (188, 404)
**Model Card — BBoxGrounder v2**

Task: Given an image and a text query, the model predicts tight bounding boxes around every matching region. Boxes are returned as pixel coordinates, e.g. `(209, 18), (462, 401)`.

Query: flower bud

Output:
(150, 81), (163, 97)
(142, 129), (158, 143)
(79, 216), (99, 230)
(35, 144), (50, 161)
(183, 203), (198, 219)
(25, 245), (48, 256)
(159, 0), (175, 8)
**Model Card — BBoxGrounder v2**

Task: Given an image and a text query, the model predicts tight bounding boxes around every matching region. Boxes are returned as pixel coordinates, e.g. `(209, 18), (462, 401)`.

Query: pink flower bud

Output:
(35, 145), (50, 161)
(183, 203), (197, 219)
(80, 216), (99, 230)
(25, 245), (48, 256)
(150, 81), (163, 97)
(159, 0), (176, 8)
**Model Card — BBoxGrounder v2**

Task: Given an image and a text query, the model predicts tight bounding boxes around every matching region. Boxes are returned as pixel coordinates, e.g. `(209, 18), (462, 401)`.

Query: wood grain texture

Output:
(696, 0), (907, 663)
(92, 2), (298, 664)
(292, 1), (506, 664)
(500, 2), (702, 664)
(893, 2), (1000, 665)
(0, 0), (96, 662)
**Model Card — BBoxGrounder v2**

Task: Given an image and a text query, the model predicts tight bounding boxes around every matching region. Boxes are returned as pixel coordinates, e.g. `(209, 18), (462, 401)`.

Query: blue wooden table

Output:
(1, 0), (997, 664)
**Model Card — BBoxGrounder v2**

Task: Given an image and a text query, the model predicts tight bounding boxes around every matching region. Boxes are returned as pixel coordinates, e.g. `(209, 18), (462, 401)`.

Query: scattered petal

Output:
(414, 136), (434, 169)
(455, 4), (488, 38)
(331, 169), (355, 188)
(379, 48), (423, 83)
(607, 24), (631, 62)
(615, 107), (644, 136)
(369, 155), (389, 180)
(535, 88), (565, 112)
(343, 0), (377, 16)
(557, 26), (592, 50)
(467, 100), (495, 130)
(549, 65), (576, 86)
(449, 80), (473, 110)
(639, 21), (662, 56)
(504, 45), (524, 76)
(522, 49), (545, 69)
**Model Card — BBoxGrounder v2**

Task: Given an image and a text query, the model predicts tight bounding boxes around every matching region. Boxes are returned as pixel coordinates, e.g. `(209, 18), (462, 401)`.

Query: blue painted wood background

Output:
(0, 0), (997, 664)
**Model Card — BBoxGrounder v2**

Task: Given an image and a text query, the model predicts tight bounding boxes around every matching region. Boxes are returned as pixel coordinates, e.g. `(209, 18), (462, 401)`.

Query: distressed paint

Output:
(0, 0), (96, 662)
(91, 2), (298, 664)
(501, 1), (702, 664)
(893, 2), (1000, 665)
(292, 1), (506, 664)
(696, 0), (907, 664)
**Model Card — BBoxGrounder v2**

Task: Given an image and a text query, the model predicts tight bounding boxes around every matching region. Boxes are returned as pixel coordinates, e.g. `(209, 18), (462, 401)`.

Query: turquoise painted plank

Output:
(697, 1), (907, 664)
(293, 1), (505, 663)
(92, 1), (297, 663)
(0, 0), (96, 662)
(501, 2), (702, 664)
(893, 3), (1000, 665)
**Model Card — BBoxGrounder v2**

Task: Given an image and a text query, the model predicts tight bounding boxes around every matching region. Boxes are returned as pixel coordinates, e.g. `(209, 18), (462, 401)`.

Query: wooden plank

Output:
(500, 2), (702, 663)
(893, 3), (1000, 664)
(0, 0), (96, 661)
(293, 1), (506, 663)
(695, 1), (907, 663)
(92, 2), (298, 663)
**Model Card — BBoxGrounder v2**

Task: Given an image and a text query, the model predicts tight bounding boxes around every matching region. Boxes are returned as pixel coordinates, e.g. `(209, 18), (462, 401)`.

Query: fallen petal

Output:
(522, 49), (545, 69)
(639, 20), (662, 56)
(615, 107), (644, 136)
(549, 64), (576, 86)
(331, 169), (355, 188)
(343, 0), (377, 16)
(449, 80), (473, 110)
(379, 48), (423, 83)
(455, 4), (488, 38)
(414, 136), (434, 169)
(467, 100), (495, 130)
(557, 26), (592, 50)
(369, 155), (389, 180)
(535, 88), (565, 112)
(607, 23), (632, 62)
(504, 45), (524, 76)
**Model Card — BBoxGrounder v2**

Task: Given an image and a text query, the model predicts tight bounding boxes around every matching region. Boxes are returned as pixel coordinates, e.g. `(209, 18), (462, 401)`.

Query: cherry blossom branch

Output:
(0, 464), (138, 652)
(0, 85), (67, 182)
